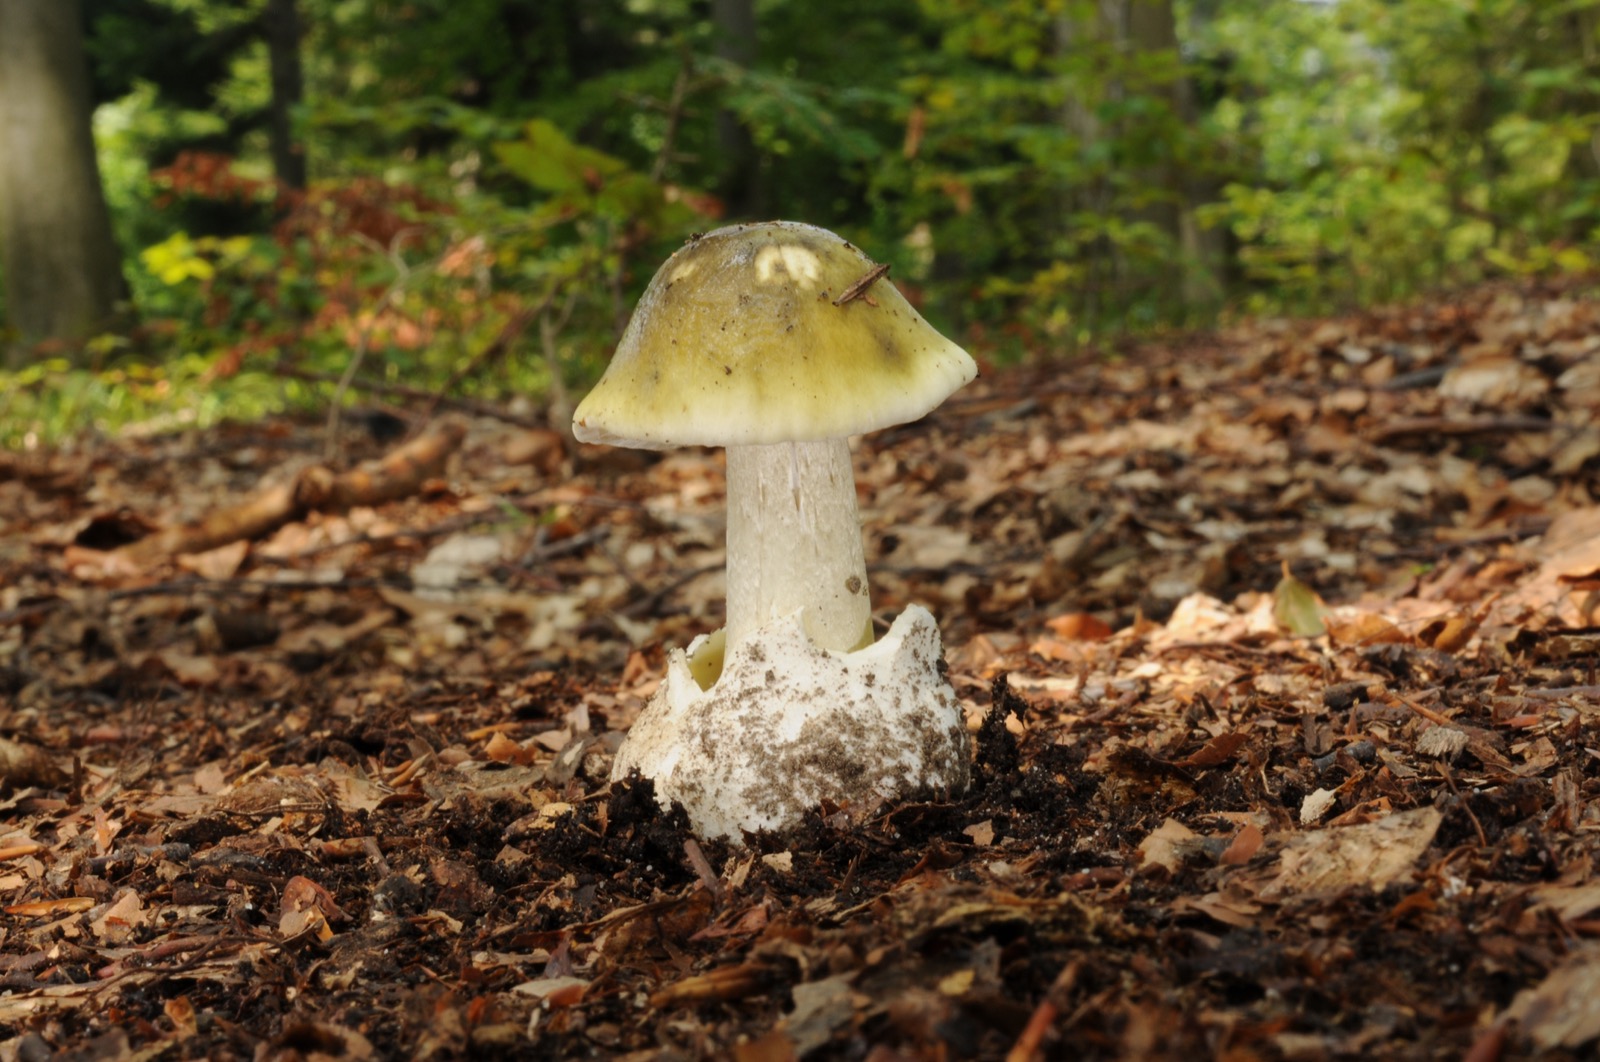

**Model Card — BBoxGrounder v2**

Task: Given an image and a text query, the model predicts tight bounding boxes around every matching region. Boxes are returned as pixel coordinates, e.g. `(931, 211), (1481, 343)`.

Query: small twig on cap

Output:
(833, 262), (891, 306)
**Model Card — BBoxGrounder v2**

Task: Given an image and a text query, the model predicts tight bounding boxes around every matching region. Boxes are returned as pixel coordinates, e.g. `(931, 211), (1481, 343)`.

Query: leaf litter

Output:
(3, 280), (1600, 1057)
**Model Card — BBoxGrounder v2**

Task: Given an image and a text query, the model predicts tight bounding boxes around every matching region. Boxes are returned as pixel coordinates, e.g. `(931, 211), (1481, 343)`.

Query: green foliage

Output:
(0, 353), (299, 449)
(1198, 0), (1600, 312)
(11, 0), (1600, 447)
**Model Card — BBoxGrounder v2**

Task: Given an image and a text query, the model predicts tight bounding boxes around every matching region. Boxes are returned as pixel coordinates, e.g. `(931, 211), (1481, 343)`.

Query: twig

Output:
(0, 576), (396, 627)
(276, 365), (547, 429)
(362, 837), (392, 877)
(833, 263), (891, 306)
(0, 843), (45, 861)
(85, 843), (192, 876)
(540, 290), (582, 439)
(117, 416), (466, 564)
(1007, 959), (1081, 1061)
(683, 839), (723, 899)
(423, 294), (553, 421)
(1387, 690), (1458, 729)
(326, 229), (427, 458)
(616, 563), (722, 618)
(521, 525), (610, 566)
(1524, 684), (1600, 700)
(651, 51), (696, 183)
(1366, 415), (1553, 443)
(95, 933), (254, 983)
(1436, 762), (1488, 848)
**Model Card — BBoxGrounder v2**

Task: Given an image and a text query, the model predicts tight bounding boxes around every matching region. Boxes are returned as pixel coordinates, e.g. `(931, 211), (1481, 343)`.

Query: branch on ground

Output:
(116, 416), (468, 565)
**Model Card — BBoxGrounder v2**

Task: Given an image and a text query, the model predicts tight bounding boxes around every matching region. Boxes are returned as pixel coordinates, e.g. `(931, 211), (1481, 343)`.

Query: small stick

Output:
(683, 839), (722, 899)
(1436, 762), (1488, 848)
(1387, 691), (1457, 729)
(0, 842), (45, 861)
(1007, 959), (1081, 1062)
(833, 263), (891, 306)
(84, 843), (192, 875)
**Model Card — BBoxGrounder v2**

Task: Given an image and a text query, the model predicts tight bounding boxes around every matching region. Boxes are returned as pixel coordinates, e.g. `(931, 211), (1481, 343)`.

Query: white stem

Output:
(725, 438), (871, 653)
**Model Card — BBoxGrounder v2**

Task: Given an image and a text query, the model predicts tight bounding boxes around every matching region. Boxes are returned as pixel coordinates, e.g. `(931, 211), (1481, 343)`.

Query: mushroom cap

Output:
(572, 221), (977, 449)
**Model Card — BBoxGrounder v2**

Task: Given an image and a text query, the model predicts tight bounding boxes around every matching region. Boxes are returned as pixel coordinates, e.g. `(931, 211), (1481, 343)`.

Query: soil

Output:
(3, 279), (1600, 1060)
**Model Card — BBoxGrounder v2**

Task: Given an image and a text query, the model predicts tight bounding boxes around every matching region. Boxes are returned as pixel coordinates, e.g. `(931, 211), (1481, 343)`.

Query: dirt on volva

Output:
(4, 278), (1600, 1059)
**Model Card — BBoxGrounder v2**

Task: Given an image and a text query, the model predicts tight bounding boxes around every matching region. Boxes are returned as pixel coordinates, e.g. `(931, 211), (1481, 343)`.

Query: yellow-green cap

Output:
(572, 221), (977, 449)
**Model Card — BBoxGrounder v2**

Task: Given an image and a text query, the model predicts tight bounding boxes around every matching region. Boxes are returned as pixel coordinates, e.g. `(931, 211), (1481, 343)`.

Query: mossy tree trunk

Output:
(0, 0), (126, 361)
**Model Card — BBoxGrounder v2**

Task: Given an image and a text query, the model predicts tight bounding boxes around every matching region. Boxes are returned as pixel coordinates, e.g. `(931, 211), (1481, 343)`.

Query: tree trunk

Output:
(0, 0), (126, 358)
(1127, 0), (1225, 311)
(264, 0), (307, 189)
(1054, 3), (1114, 337)
(1060, 0), (1225, 319)
(711, 0), (762, 215)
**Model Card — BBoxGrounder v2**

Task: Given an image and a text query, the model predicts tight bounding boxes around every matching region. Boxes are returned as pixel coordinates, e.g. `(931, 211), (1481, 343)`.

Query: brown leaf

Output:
(1219, 823), (1264, 865)
(0, 738), (68, 789)
(1175, 732), (1247, 769)
(1137, 818), (1205, 874)
(1256, 807), (1443, 900)
(484, 731), (537, 765)
(1045, 612), (1114, 640)
(1326, 610), (1410, 647)
(1505, 944), (1600, 1050)
(175, 539), (250, 580)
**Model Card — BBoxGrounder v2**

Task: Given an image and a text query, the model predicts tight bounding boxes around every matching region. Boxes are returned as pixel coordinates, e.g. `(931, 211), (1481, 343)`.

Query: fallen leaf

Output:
(1260, 807), (1443, 899)
(512, 975), (590, 1006)
(1219, 823), (1264, 866)
(1300, 787), (1338, 824)
(780, 975), (858, 1055)
(1273, 562), (1326, 637)
(1504, 943), (1600, 1050)
(484, 731), (538, 765)
(1176, 732), (1248, 769)
(1325, 610), (1409, 647)
(1045, 612), (1114, 640)
(1138, 818), (1205, 874)
(176, 539), (250, 580)
(0, 738), (68, 789)
(89, 890), (146, 944)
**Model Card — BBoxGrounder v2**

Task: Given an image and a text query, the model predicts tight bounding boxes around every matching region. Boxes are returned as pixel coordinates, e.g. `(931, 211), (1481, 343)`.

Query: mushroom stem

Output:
(724, 438), (871, 653)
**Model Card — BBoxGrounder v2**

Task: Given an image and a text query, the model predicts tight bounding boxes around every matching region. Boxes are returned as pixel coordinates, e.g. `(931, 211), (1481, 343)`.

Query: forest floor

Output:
(4, 279), (1600, 1060)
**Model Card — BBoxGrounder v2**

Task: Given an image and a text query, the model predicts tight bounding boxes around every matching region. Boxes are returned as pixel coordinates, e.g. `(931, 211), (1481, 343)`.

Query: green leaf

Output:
(493, 118), (628, 195)
(1273, 562), (1326, 637)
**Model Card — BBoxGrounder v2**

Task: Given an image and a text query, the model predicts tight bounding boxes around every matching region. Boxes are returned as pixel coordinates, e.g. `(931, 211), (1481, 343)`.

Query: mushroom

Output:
(573, 221), (977, 840)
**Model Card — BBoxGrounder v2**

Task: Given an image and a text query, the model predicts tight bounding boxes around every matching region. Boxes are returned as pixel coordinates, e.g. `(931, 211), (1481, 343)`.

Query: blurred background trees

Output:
(3, 0), (1600, 443)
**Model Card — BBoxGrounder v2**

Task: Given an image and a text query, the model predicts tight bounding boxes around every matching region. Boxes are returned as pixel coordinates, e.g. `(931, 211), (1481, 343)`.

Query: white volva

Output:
(609, 606), (967, 841)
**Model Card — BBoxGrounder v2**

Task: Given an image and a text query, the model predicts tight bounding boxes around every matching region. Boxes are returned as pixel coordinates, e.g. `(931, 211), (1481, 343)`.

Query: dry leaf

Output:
(1300, 787), (1338, 825)
(0, 738), (68, 789)
(175, 539), (250, 580)
(1260, 807), (1442, 899)
(1325, 610), (1409, 647)
(1176, 732), (1248, 769)
(1273, 562), (1326, 637)
(1045, 612), (1114, 640)
(1505, 944), (1600, 1050)
(1138, 818), (1205, 874)
(1220, 823), (1264, 866)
